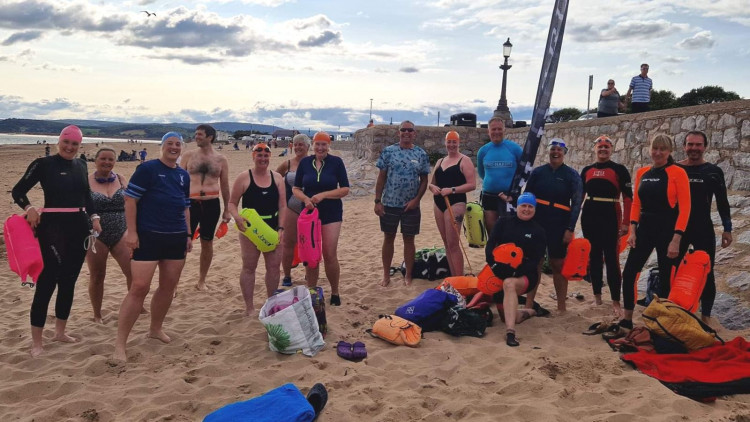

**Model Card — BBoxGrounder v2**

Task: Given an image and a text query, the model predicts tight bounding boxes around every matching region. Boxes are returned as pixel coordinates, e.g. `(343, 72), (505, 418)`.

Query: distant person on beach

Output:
(181, 124), (231, 291)
(427, 130), (476, 276)
(597, 79), (621, 118)
(626, 63), (653, 113)
(374, 121), (430, 287)
(276, 134), (311, 287)
(293, 132), (350, 305)
(524, 138), (583, 313)
(12, 125), (101, 357)
(676, 131), (732, 324)
(86, 146), (133, 323)
(114, 132), (191, 361)
(477, 117), (522, 235)
(228, 143), (286, 315)
(44, 145), (50, 156)
(139, 148), (147, 162)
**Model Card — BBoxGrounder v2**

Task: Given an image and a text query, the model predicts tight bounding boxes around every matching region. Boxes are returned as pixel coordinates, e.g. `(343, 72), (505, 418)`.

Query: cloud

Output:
(138, 0), (157, 4)
(663, 55), (688, 63)
(290, 14), (332, 30)
(148, 53), (217, 65)
(2, 30), (43, 46)
(399, 66), (419, 73)
(0, 0), (129, 32)
(297, 30), (342, 47)
(569, 19), (689, 43)
(676, 30), (715, 49)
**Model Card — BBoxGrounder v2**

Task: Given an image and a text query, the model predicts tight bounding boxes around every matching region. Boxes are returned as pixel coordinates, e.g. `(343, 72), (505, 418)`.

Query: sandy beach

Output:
(1, 142), (749, 421)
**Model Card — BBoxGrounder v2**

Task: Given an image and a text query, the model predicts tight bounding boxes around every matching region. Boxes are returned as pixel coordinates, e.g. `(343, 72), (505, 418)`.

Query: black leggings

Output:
(677, 222), (717, 316)
(30, 214), (89, 327)
(581, 203), (621, 301)
(621, 214), (680, 311)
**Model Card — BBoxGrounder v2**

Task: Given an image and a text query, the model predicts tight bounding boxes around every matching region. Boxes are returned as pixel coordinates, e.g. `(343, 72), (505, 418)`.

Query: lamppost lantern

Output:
(493, 37), (514, 127)
(503, 37), (512, 59)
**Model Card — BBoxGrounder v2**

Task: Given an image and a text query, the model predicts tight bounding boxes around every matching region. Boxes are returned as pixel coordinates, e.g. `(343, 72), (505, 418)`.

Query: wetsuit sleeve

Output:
(11, 158), (44, 210)
(713, 166), (732, 232)
(669, 166), (691, 235)
(485, 217), (504, 264)
(618, 164), (633, 226)
(477, 146), (486, 180)
(630, 167), (647, 225)
(568, 167), (583, 230)
(335, 157), (350, 188)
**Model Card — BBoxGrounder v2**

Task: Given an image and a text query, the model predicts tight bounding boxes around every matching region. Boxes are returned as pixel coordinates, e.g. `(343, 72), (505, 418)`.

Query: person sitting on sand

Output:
(114, 132), (192, 361)
(374, 120), (430, 287)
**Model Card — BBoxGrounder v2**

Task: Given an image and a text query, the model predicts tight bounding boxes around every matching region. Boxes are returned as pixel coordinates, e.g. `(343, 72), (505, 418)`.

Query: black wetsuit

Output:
(433, 157), (467, 212)
(485, 215), (547, 293)
(676, 162), (732, 317)
(242, 171), (280, 230)
(580, 161), (632, 301)
(12, 155), (95, 327)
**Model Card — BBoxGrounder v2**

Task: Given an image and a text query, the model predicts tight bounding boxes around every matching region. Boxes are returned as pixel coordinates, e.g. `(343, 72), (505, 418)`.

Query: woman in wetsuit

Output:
(427, 130), (476, 276)
(620, 134), (691, 330)
(85, 146), (132, 323)
(12, 125), (102, 357)
(229, 143), (287, 315)
(276, 134), (310, 287)
(580, 136), (632, 317)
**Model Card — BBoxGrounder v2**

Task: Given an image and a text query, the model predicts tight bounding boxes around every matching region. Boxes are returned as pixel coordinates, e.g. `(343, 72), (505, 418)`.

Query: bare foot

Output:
(403, 278), (412, 287)
(244, 308), (255, 317)
(380, 277), (391, 287)
(148, 329), (171, 343)
(52, 333), (79, 343)
(112, 347), (127, 362)
(93, 316), (103, 324)
(612, 301), (623, 318)
(30, 344), (44, 357)
(195, 282), (208, 291)
(594, 295), (603, 306)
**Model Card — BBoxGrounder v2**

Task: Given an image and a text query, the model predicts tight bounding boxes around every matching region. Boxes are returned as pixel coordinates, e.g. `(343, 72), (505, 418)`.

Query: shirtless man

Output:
(181, 124), (231, 290)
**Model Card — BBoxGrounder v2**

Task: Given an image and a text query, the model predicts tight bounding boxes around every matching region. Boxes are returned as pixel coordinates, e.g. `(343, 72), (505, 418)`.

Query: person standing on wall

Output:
(597, 79), (621, 118)
(625, 64), (653, 113)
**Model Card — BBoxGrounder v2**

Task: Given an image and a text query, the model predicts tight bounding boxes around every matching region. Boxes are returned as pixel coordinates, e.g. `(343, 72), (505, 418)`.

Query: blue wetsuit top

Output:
(524, 163), (583, 231)
(294, 154), (350, 217)
(477, 140), (522, 194)
(124, 159), (191, 233)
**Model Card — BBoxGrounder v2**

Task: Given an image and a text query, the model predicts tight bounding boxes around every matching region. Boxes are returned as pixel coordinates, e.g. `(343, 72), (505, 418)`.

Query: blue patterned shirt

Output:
(376, 144), (430, 208)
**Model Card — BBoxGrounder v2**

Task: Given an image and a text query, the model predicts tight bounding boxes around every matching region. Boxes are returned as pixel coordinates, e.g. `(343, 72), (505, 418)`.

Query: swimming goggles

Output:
(594, 135), (612, 145)
(253, 146), (271, 153)
(548, 139), (567, 150)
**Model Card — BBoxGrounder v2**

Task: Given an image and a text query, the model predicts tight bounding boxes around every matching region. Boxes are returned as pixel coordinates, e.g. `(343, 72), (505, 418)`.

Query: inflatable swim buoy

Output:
(4, 214), (43, 287)
(297, 207), (322, 269)
(237, 208), (279, 252)
(463, 202), (486, 248)
(561, 237), (591, 281)
(477, 264), (503, 295)
(668, 250), (711, 313)
(291, 243), (301, 268)
(440, 275), (479, 297)
(491, 243), (523, 279)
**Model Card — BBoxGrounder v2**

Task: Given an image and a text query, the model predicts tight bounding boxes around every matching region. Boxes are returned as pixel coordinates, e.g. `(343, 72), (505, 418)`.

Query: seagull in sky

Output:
(141, 11), (156, 17)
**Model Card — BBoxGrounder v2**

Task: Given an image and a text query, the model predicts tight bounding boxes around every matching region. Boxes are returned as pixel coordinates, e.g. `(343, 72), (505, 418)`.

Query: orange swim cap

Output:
(313, 131), (331, 143)
(445, 130), (460, 142)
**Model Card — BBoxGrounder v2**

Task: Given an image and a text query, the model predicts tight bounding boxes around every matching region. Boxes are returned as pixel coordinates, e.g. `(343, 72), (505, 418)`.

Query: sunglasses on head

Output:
(399, 128), (415, 133)
(253, 146), (271, 153)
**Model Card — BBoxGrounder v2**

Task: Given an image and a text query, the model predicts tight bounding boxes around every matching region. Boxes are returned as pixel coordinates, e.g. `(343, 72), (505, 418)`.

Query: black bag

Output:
(440, 307), (490, 337)
(400, 247), (451, 281)
(638, 268), (660, 307)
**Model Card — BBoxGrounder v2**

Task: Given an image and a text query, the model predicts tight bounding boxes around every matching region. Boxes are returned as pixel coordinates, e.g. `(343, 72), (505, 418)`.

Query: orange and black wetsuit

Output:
(580, 160), (632, 302)
(622, 161), (690, 311)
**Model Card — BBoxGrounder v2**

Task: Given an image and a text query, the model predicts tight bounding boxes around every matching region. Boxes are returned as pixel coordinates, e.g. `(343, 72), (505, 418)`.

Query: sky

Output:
(0, 0), (748, 133)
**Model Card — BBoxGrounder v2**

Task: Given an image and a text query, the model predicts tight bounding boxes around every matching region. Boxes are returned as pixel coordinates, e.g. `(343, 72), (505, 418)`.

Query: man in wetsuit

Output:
(677, 130), (732, 324)
(524, 138), (583, 312)
(181, 124), (231, 290)
(477, 117), (522, 234)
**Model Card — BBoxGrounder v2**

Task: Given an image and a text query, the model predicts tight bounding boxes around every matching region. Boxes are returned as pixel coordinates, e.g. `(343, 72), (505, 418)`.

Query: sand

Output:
(1, 142), (749, 421)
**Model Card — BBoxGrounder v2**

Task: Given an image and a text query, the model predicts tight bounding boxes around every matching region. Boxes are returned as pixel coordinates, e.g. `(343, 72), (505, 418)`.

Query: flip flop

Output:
(570, 292), (584, 301)
(582, 321), (617, 335)
(531, 301), (551, 317)
(306, 383), (328, 421)
(602, 326), (628, 340)
(336, 341), (354, 360)
(351, 341), (367, 360)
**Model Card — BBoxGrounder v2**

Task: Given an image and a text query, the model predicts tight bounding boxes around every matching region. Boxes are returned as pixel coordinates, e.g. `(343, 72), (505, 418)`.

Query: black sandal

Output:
(506, 329), (519, 347)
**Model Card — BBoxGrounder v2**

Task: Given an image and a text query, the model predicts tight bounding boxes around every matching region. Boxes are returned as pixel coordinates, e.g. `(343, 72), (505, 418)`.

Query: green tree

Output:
(548, 107), (583, 122)
(649, 89), (679, 111)
(679, 85), (741, 107)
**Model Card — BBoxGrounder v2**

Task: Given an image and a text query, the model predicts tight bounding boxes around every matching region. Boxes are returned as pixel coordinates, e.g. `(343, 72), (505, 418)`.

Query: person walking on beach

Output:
(139, 148), (147, 163)
(180, 124), (230, 291)
(427, 130), (476, 276)
(229, 143), (286, 315)
(114, 132), (191, 362)
(676, 130), (732, 324)
(374, 121), (430, 287)
(477, 117), (522, 235)
(597, 79), (621, 118)
(12, 125), (101, 357)
(625, 63), (653, 113)
(580, 136), (632, 317)
(276, 134), (310, 287)
(85, 146), (133, 323)
(524, 138), (583, 313)
(293, 132), (350, 305)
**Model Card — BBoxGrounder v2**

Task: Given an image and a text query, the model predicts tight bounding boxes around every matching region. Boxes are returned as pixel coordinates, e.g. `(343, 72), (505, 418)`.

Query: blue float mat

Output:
(204, 383), (315, 422)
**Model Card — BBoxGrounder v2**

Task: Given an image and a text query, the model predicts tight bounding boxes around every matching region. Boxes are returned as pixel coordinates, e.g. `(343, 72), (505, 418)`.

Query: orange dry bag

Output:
(561, 237), (591, 281)
(440, 275), (479, 297)
(668, 250), (711, 313)
(477, 264), (503, 295)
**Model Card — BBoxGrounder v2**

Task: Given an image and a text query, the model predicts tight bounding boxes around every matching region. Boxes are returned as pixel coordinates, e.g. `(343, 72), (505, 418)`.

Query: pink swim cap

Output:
(59, 125), (83, 142)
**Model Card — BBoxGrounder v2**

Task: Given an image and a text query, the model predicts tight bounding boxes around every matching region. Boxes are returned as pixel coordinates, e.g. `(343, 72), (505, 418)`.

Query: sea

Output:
(0, 133), (159, 145)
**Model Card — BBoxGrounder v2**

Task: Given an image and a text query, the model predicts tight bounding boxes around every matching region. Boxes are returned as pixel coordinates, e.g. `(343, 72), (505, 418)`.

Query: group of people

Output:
(597, 63), (654, 117)
(12, 114), (733, 357)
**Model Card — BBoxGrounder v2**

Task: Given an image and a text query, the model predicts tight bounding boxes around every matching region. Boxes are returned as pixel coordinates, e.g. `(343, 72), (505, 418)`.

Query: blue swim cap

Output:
(161, 132), (183, 145)
(517, 192), (537, 207)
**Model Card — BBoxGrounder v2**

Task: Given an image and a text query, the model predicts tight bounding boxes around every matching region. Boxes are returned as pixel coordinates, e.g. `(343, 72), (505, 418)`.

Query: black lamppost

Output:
(369, 98), (373, 120)
(493, 38), (514, 127)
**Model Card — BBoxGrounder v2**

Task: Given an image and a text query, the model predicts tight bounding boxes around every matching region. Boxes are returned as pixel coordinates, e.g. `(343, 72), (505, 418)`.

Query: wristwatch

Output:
(451, 187), (456, 194)
(374, 198), (381, 204)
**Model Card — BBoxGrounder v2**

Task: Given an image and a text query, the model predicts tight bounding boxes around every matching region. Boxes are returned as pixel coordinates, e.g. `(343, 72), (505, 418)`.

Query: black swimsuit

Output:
(433, 157), (467, 212)
(242, 170), (280, 229)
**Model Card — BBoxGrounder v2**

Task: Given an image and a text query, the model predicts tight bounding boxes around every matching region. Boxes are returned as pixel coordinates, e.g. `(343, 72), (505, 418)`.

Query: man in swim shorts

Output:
(477, 117), (522, 234)
(374, 120), (430, 287)
(181, 124), (231, 290)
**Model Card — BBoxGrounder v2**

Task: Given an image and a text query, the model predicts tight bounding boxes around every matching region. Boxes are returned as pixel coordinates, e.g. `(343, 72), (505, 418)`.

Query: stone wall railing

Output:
(353, 99), (750, 191)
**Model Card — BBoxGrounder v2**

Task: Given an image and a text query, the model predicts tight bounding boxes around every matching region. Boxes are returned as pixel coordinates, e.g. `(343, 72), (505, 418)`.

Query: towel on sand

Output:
(204, 383), (315, 422)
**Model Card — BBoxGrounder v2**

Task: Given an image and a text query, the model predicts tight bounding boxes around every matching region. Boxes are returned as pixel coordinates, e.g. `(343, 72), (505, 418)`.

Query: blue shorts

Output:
(133, 231), (188, 261)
